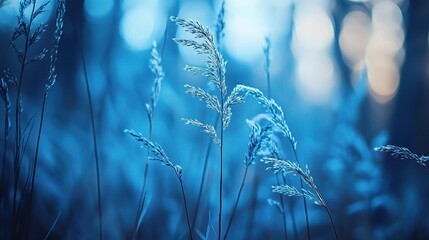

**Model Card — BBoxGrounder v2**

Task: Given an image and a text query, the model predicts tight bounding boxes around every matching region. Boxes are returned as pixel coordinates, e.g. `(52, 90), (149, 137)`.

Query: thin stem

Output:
(282, 174), (297, 240)
(324, 206), (339, 240)
(43, 210), (62, 240)
(243, 169), (258, 240)
(191, 114), (219, 231)
(80, 43), (103, 240)
(291, 146), (310, 240)
(223, 166), (249, 240)
(179, 178), (194, 240)
(276, 175), (288, 240)
(218, 99), (224, 240)
(26, 92), (47, 238)
(12, 2), (37, 236)
(131, 115), (152, 240)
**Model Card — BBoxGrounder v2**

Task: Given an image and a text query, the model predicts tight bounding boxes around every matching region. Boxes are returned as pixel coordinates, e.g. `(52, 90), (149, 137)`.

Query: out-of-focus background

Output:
(0, 0), (428, 239)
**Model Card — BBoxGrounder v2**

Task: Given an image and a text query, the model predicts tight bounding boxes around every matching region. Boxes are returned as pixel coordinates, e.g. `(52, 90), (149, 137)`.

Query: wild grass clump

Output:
(124, 129), (193, 240)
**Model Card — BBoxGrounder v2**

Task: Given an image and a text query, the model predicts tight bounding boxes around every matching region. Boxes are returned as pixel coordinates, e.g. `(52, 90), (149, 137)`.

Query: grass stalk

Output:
(26, 92), (47, 237)
(222, 166), (248, 239)
(218, 96), (224, 240)
(80, 41), (103, 240)
(179, 178), (194, 240)
(12, 2), (37, 236)
(276, 175), (288, 240)
(130, 122), (151, 240)
(291, 149), (311, 240)
(191, 114), (219, 231)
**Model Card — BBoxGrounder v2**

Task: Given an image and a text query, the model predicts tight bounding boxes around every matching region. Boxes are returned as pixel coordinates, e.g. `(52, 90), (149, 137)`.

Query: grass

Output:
(1, 3), (421, 240)
(131, 40), (165, 240)
(28, 1), (66, 237)
(125, 129), (194, 240)
(375, 145), (429, 170)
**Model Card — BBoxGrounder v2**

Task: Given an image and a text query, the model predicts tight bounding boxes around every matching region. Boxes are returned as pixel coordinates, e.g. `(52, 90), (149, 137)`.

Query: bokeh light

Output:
(119, 0), (165, 51)
(84, 0), (114, 21)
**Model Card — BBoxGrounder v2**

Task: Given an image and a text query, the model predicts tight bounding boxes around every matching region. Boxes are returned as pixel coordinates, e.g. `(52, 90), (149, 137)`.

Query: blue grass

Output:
(28, 1), (66, 237)
(375, 145), (429, 169)
(124, 129), (193, 240)
(132, 41), (165, 240)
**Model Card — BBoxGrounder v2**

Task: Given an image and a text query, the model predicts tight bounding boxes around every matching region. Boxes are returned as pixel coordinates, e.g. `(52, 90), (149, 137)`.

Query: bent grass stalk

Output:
(131, 41), (164, 240)
(236, 85), (312, 239)
(263, 158), (339, 240)
(125, 130), (194, 240)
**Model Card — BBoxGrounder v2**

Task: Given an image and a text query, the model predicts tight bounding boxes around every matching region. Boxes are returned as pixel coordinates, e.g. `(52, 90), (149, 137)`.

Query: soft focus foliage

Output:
(0, 0), (428, 239)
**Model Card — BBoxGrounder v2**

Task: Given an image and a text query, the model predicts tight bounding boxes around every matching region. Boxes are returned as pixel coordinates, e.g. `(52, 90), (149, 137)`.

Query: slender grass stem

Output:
(26, 92), (47, 238)
(43, 210), (62, 240)
(243, 169), (258, 240)
(281, 174), (297, 239)
(218, 98), (224, 240)
(325, 206), (339, 240)
(191, 114), (219, 231)
(179, 178), (194, 240)
(223, 166), (249, 240)
(12, 2), (37, 236)
(80, 43), (103, 240)
(291, 147), (310, 240)
(276, 175), (288, 240)
(131, 117), (152, 240)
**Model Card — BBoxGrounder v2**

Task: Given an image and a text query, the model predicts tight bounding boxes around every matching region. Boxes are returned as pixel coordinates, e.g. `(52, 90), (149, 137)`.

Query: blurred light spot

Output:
(293, 3), (334, 52)
(84, 0), (114, 21)
(365, 1), (404, 103)
(176, 1), (212, 65)
(339, 10), (371, 68)
(120, 1), (162, 51)
(368, 60), (399, 103)
(296, 54), (337, 104)
(372, 1), (403, 30)
(223, 0), (292, 64)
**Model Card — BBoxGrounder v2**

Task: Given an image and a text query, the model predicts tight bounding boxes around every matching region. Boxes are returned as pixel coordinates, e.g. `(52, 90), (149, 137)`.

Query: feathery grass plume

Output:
(171, 16), (248, 238)
(263, 37), (271, 98)
(223, 120), (273, 239)
(28, 0), (66, 237)
(215, 0), (226, 46)
(375, 145), (429, 169)
(131, 41), (165, 240)
(124, 129), (193, 240)
(145, 41), (164, 117)
(183, 118), (220, 146)
(263, 157), (339, 240)
(235, 85), (296, 149)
